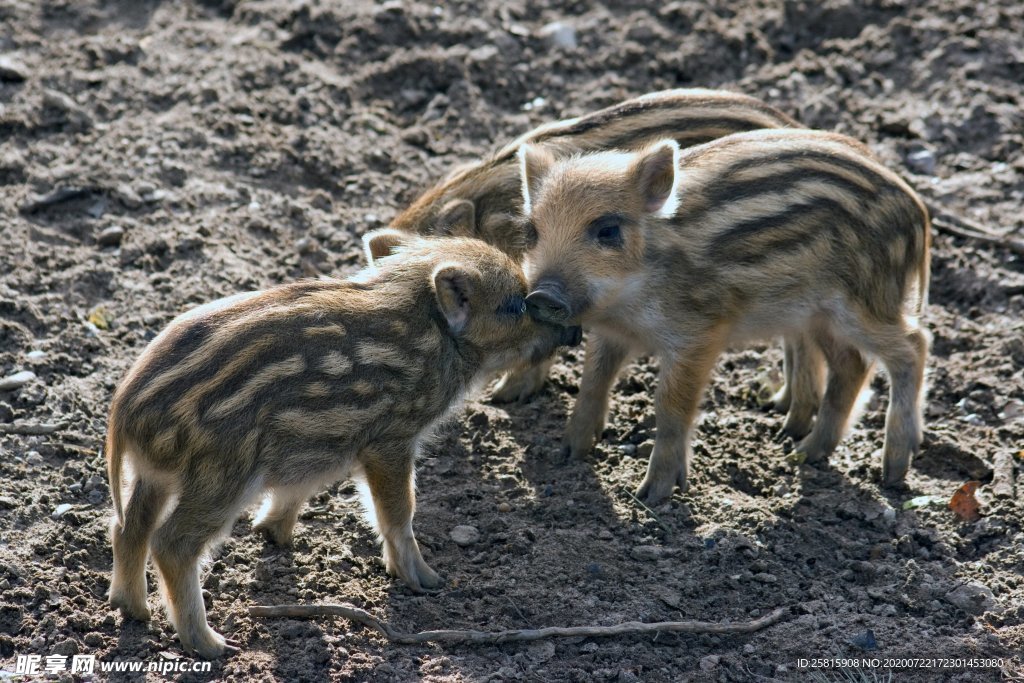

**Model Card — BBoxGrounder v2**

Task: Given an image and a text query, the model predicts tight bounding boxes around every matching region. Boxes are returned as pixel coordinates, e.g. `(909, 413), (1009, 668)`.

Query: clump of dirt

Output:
(1, 1), (1022, 680)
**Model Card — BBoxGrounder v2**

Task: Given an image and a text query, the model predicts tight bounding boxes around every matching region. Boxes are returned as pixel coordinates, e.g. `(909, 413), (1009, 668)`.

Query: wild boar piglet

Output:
(389, 88), (817, 413)
(520, 129), (930, 504)
(106, 231), (580, 658)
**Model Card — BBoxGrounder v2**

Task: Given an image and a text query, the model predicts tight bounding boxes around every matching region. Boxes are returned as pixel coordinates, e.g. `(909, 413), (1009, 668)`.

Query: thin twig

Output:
(922, 200), (1024, 256)
(249, 603), (789, 645)
(619, 486), (668, 531)
(932, 216), (1024, 256)
(0, 422), (63, 435)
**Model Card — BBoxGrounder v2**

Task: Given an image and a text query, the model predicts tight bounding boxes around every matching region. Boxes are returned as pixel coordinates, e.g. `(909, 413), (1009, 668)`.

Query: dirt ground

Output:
(1, 0), (1023, 680)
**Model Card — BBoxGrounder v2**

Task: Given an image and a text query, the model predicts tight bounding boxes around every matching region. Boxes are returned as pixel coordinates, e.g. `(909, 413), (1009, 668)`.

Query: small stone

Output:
(83, 474), (104, 493)
(51, 639), (78, 656)
(753, 572), (778, 584)
(400, 127), (429, 147)
(527, 640), (555, 662)
(295, 237), (318, 255)
(905, 149), (936, 175)
(0, 370), (36, 391)
(848, 629), (877, 651)
(83, 632), (104, 647)
(883, 508), (897, 522)
(97, 225), (125, 246)
(945, 583), (1001, 616)
(539, 21), (577, 49)
(630, 545), (674, 561)
(0, 56), (28, 82)
(52, 503), (73, 519)
(580, 642), (599, 654)
(467, 45), (500, 67)
(450, 525), (480, 547)
(25, 350), (46, 361)
(699, 655), (720, 671)
(743, 643), (755, 654)
(25, 451), (43, 466)
(618, 443), (637, 456)
(497, 502), (512, 513)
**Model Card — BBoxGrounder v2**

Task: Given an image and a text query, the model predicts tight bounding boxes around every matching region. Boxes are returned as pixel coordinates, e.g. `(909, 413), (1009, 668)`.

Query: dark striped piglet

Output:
(520, 129), (931, 505)
(106, 232), (581, 658)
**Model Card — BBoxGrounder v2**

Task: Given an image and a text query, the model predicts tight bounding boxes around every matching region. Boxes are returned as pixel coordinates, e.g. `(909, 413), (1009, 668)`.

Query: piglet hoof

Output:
(183, 627), (236, 660)
(252, 520), (294, 547)
(881, 456), (911, 488)
(109, 595), (151, 622)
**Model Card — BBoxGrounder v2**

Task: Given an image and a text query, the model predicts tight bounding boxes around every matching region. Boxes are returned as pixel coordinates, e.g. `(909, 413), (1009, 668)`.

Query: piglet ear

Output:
(631, 140), (680, 216)
(437, 199), (476, 237)
(518, 144), (556, 215)
(362, 228), (408, 266)
(432, 263), (480, 334)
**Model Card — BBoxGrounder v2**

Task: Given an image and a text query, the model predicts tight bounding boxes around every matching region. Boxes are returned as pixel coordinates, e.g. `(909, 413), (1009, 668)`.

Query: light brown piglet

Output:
(520, 129), (930, 504)
(106, 232), (580, 658)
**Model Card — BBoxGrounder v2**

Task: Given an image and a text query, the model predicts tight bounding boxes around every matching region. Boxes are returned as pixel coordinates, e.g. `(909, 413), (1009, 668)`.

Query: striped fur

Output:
(390, 88), (811, 408)
(391, 88), (798, 258)
(105, 235), (578, 658)
(520, 129), (931, 504)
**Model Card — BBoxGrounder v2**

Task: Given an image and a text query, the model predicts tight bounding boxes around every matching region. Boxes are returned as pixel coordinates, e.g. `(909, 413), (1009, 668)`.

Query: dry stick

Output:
(923, 200), (1024, 256)
(932, 216), (1024, 256)
(0, 422), (63, 435)
(249, 603), (788, 645)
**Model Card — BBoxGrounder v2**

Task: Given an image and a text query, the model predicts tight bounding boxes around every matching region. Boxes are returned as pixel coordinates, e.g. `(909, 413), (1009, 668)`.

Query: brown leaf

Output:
(949, 480), (981, 522)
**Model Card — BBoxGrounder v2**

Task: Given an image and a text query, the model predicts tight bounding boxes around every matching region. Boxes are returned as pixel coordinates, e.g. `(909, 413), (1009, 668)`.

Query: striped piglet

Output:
(106, 232), (580, 657)
(520, 129), (931, 504)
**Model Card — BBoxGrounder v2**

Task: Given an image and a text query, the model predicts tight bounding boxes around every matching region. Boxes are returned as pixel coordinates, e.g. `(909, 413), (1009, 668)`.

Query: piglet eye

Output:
(497, 296), (526, 317)
(589, 215), (624, 248)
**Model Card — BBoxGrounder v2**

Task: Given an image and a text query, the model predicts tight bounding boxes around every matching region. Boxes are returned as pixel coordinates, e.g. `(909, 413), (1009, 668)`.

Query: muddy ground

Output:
(1, 0), (1023, 681)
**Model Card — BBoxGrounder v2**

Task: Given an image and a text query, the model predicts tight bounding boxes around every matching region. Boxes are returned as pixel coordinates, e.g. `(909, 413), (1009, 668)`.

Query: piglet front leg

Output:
(636, 332), (726, 505)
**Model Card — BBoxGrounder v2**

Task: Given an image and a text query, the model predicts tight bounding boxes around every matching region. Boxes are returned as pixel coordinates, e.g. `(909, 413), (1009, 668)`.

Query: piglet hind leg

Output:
(360, 444), (440, 592)
(794, 327), (872, 465)
(636, 332), (726, 506)
(252, 481), (321, 546)
(150, 476), (246, 659)
(110, 477), (171, 621)
(875, 326), (928, 485)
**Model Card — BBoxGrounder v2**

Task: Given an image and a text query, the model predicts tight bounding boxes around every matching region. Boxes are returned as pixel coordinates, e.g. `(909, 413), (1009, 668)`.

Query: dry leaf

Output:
(87, 305), (112, 330)
(949, 480), (981, 522)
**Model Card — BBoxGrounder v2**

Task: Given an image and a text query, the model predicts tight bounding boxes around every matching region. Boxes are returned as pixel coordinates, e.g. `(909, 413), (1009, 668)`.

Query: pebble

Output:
(699, 655), (720, 671)
(848, 629), (877, 651)
(618, 443), (637, 456)
(743, 643), (755, 654)
(0, 55), (28, 82)
(25, 350), (46, 361)
(539, 21), (577, 49)
(0, 370), (36, 391)
(753, 572), (778, 584)
(497, 502), (512, 513)
(905, 149), (937, 175)
(295, 237), (319, 255)
(84, 474), (104, 492)
(630, 545), (675, 561)
(450, 525), (480, 547)
(52, 503), (73, 519)
(51, 639), (78, 656)
(97, 225), (125, 246)
(25, 451), (44, 467)
(83, 632), (104, 647)
(945, 582), (1001, 615)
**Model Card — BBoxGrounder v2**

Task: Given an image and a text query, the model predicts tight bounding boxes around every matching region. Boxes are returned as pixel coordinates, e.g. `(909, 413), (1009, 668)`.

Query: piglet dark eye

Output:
(589, 215), (625, 248)
(497, 296), (527, 317)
